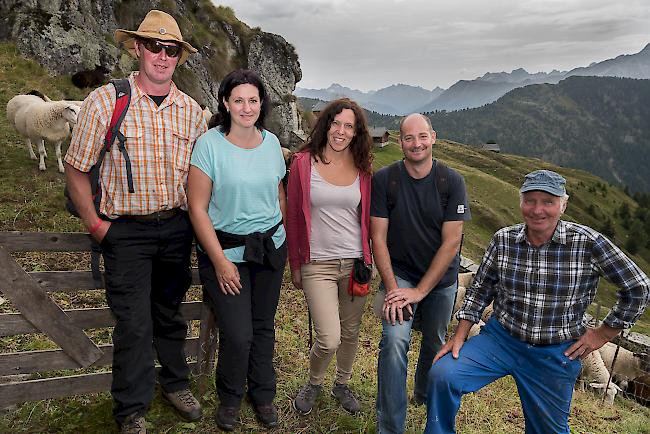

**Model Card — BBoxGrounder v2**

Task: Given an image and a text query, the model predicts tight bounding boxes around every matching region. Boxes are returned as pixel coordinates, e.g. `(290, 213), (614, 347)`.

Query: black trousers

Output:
(198, 244), (287, 407)
(101, 212), (193, 423)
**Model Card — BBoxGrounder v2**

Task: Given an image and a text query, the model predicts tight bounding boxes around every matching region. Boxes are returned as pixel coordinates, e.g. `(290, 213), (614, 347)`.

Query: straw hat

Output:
(114, 10), (197, 65)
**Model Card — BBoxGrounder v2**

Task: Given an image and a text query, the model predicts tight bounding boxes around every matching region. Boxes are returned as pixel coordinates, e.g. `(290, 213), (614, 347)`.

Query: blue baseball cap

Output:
(520, 170), (566, 197)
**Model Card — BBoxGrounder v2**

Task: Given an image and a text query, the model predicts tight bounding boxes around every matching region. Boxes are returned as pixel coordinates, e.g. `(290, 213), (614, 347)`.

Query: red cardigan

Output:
(286, 151), (372, 271)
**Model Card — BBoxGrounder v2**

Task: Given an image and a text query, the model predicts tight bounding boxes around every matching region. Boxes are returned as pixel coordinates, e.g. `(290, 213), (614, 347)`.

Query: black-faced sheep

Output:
(6, 94), (81, 173)
(26, 90), (51, 101)
(71, 65), (110, 89)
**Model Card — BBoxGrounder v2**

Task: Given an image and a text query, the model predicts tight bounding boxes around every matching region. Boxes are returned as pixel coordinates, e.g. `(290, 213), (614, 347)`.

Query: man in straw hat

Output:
(425, 170), (649, 434)
(65, 9), (206, 433)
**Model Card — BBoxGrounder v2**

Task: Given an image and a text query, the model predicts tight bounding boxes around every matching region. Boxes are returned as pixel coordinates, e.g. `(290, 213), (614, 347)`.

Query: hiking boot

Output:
(253, 402), (279, 428)
(331, 382), (361, 414)
(163, 388), (203, 421)
(120, 413), (146, 434)
(293, 382), (322, 415)
(214, 405), (239, 432)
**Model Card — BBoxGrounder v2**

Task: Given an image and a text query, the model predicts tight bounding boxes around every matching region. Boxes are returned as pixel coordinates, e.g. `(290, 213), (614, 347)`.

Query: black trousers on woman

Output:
(197, 244), (287, 407)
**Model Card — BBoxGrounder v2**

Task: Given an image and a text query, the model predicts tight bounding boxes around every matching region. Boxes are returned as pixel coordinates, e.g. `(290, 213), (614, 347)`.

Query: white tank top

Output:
(309, 164), (363, 261)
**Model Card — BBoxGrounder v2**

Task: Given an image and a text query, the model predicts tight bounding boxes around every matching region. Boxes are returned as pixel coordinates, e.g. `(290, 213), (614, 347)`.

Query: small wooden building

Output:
(311, 101), (328, 117)
(370, 127), (389, 147)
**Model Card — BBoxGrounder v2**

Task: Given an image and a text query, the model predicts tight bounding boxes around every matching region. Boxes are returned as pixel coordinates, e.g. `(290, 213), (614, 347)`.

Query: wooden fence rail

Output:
(0, 231), (218, 408)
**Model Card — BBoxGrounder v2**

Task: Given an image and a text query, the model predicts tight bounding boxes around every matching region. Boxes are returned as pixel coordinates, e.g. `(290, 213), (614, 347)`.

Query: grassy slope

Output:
(378, 136), (650, 335)
(1, 42), (649, 433)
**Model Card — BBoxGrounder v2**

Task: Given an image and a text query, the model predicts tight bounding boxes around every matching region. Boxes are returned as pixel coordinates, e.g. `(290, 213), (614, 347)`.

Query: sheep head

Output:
(62, 104), (81, 126)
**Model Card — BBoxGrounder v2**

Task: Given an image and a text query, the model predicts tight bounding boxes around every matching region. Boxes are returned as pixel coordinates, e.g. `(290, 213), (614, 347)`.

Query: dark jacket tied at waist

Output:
(215, 221), (284, 270)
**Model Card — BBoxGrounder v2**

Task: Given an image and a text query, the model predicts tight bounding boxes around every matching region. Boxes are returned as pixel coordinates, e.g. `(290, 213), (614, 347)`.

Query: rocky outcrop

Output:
(248, 32), (304, 148)
(0, 0), (304, 146)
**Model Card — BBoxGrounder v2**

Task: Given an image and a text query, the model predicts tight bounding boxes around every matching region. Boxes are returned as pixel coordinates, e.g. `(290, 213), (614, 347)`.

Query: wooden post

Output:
(0, 245), (103, 367)
(195, 302), (218, 395)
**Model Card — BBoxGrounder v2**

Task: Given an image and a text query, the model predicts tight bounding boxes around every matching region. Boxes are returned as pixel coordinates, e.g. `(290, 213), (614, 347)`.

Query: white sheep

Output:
(202, 106), (212, 125)
(457, 272), (474, 289)
(448, 310), (484, 339)
(454, 286), (466, 312)
(598, 342), (644, 390)
(6, 94), (80, 173)
(453, 285), (494, 322)
(580, 349), (622, 405)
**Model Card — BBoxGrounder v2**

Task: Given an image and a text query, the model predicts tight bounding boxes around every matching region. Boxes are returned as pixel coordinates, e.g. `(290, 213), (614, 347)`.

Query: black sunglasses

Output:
(139, 39), (182, 58)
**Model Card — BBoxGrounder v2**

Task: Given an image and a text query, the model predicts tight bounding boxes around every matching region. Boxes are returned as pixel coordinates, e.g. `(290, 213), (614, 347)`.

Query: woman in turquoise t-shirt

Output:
(187, 69), (287, 431)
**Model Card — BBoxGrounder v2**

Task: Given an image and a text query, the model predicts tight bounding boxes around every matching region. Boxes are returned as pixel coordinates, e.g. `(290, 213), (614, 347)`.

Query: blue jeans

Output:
(425, 317), (582, 434)
(376, 275), (457, 434)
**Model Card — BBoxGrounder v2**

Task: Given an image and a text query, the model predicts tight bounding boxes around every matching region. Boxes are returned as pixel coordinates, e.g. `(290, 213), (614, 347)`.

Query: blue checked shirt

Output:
(458, 220), (650, 344)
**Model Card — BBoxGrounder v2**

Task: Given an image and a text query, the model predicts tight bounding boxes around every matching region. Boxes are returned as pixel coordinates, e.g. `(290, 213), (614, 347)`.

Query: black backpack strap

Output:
(434, 160), (450, 212)
(386, 160), (402, 215)
(107, 79), (134, 193)
(87, 78), (133, 202)
(89, 79), (131, 288)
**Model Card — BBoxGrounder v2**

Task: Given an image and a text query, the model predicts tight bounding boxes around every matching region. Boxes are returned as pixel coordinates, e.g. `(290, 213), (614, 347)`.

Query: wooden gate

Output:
(0, 231), (218, 408)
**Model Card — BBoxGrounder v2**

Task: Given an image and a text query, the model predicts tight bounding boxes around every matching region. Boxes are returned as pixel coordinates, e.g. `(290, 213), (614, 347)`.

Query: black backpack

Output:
(385, 159), (463, 330)
(64, 79), (134, 288)
(386, 159), (450, 214)
(65, 78), (134, 217)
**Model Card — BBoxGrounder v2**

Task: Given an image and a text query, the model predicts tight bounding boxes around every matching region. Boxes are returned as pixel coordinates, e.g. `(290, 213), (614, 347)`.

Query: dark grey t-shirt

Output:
(371, 160), (471, 289)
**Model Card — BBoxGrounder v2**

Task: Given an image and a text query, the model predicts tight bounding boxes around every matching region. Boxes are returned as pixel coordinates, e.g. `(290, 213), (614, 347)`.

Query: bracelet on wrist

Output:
(88, 218), (103, 235)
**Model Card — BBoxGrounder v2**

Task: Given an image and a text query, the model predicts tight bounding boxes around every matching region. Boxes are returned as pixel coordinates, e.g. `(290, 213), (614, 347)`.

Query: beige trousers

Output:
(301, 258), (367, 385)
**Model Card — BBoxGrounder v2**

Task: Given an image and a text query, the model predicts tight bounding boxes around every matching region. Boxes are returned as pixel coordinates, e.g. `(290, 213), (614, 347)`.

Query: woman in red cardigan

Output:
(286, 98), (373, 415)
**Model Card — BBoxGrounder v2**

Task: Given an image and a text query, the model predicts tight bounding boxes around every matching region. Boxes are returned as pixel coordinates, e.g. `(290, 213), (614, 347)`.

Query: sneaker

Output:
(253, 402), (279, 428)
(214, 405), (239, 432)
(163, 388), (203, 421)
(120, 413), (146, 434)
(331, 382), (361, 414)
(293, 382), (322, 415)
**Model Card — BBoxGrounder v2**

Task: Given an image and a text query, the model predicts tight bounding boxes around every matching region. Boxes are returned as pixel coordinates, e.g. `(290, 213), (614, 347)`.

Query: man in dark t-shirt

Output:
(371, 113), (471, 434)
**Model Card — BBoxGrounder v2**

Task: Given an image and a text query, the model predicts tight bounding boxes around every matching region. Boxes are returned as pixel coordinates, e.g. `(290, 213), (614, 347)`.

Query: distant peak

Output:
(640, 43), (650, 54)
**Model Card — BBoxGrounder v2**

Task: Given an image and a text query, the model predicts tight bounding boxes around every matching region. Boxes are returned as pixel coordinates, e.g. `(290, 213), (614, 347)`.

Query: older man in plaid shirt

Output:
(65, 10), (206, 433)
(425, 170), (650, 434)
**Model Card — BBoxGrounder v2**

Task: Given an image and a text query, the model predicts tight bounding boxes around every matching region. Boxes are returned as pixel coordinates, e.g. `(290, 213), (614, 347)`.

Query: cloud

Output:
(212, 0), (650, 90)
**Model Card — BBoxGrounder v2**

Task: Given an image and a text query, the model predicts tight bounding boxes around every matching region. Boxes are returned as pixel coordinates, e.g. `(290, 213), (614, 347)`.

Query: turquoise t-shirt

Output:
(190, 128), (286, 263)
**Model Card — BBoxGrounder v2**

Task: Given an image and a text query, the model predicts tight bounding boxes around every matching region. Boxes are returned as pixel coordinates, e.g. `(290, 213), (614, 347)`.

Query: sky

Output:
(215, 0), (650, 91)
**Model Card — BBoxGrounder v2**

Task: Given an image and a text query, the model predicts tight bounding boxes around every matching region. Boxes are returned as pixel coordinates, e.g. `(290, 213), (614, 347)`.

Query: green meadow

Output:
(1, 42), (649, 433)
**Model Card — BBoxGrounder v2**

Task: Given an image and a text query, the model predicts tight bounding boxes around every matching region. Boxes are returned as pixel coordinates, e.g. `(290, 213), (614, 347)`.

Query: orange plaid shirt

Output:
(65, 72), (207, 218)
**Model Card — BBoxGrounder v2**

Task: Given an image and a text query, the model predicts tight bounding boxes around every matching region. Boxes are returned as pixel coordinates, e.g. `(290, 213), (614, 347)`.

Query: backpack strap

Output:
(89, 78), (131, 288)
(88, 78), (133, 199)
(386, 160), (401, 215)
(434, 160), (450, 212)
(387, 159), (450, 214)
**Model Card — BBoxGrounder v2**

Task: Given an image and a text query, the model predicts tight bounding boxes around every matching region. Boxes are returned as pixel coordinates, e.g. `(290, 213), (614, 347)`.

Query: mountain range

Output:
(296, 83), (444, 115)
(296, 43), (650, 115)
(427, 76), (650, 192)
